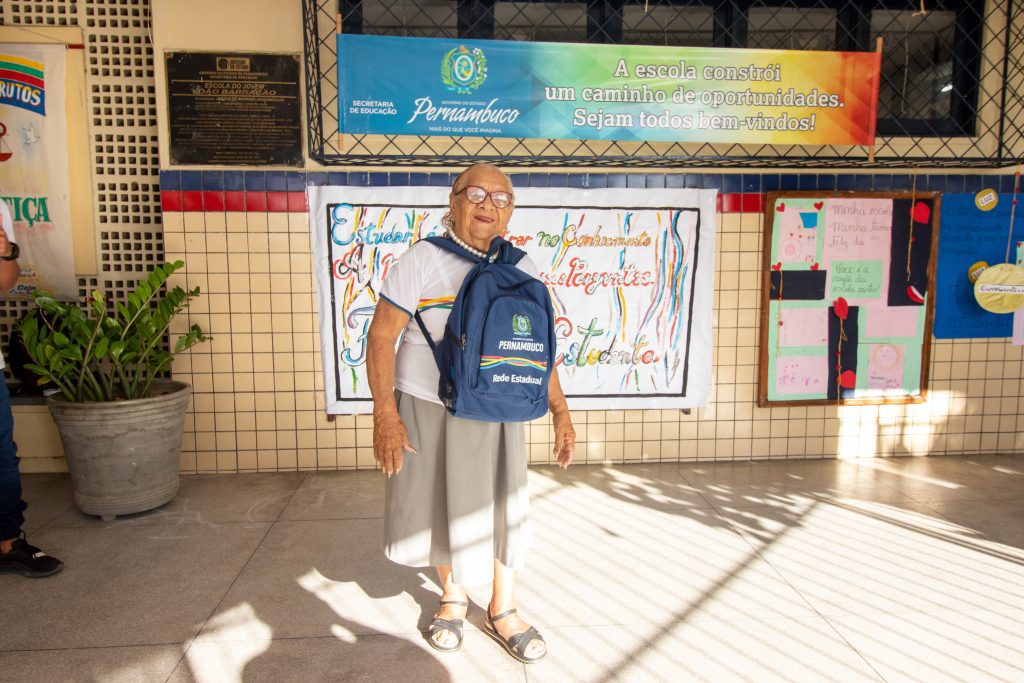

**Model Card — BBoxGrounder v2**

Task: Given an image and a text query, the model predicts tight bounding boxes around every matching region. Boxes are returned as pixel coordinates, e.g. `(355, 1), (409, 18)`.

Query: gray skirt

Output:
(383, 390), (532, 586)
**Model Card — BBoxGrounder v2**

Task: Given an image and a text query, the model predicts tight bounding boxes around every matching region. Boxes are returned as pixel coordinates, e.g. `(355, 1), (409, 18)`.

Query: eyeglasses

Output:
(455, 185), (514, 208)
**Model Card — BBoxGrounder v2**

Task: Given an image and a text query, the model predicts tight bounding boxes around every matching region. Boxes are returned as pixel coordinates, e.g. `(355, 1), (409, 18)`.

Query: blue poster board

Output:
(934, 194), (1024, 339)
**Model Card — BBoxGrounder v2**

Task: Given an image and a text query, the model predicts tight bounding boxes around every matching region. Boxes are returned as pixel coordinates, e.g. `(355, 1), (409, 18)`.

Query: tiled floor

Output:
(2, 454), (1023, 682)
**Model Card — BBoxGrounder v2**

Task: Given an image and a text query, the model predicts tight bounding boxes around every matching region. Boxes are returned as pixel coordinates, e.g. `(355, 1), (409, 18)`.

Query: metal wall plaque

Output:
(166, 52), (302, 166)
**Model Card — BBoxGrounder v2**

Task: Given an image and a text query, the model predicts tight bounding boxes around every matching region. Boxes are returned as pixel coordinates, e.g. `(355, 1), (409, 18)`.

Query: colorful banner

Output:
(309, 186), (717, 414)
(0, 44), (76, 299)
(338, 35), (880, 145)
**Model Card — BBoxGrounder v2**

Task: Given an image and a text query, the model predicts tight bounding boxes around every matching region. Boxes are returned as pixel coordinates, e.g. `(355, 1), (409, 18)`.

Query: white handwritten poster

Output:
(309, 186), (717, 414)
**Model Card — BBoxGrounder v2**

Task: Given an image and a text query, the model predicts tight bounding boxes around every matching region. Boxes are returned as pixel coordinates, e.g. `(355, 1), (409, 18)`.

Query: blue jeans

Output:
(0, 380), (26, 540)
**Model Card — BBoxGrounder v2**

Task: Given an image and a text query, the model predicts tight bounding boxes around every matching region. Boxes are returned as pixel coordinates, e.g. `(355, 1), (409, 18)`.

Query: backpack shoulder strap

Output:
(423, 235), (482, 262)
(502, 242), (528, 266)
(424, 234), (527, 266)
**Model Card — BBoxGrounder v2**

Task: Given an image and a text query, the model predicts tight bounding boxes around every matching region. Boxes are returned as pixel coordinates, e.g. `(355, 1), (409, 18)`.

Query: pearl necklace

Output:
(445, 231), (497, 262)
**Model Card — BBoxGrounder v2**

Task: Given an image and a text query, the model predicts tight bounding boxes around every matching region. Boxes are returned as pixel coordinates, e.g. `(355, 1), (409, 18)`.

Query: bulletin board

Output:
(758, 191), (940, 407)
(933, 193), (1024, 338)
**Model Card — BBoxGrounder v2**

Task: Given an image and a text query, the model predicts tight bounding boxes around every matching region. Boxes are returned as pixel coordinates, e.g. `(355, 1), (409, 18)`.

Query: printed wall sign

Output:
(309, 186), (717, 414)
(0, 44), (76, 299)
(166, 52), (302, 166)
(338, 35), (881, 146)
(758, 192), (940, 406)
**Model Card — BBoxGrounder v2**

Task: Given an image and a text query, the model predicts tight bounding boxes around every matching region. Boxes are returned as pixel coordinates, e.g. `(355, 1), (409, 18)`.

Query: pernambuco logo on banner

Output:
(441, 45), (487, 94)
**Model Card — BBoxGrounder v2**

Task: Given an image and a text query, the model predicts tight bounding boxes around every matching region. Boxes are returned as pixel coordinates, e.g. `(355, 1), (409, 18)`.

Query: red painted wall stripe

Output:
(162, 191), (763, 214)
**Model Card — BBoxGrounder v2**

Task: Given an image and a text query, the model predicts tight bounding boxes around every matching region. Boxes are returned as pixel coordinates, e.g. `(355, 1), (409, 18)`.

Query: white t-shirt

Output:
(379, 239), (541, 405)
(0, 200), (13, 371)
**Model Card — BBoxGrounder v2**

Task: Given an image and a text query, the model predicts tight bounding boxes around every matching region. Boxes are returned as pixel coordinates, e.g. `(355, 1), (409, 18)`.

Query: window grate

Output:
(305, 0), (1024, 168)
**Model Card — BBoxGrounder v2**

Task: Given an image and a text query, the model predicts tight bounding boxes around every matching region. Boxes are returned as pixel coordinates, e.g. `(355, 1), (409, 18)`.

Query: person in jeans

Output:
(0, 198), (63, 578)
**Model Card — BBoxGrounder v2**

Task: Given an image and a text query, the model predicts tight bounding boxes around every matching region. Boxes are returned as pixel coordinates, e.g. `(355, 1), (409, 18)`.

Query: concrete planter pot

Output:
(47, 380), (192, 521)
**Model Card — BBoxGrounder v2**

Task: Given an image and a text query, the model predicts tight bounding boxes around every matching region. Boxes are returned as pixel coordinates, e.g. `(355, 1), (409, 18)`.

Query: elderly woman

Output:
(366, 163), (575, 663)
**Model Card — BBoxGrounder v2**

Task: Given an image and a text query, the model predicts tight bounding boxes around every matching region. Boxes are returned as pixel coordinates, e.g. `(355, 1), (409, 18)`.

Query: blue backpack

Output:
(414, 235), (555, 423)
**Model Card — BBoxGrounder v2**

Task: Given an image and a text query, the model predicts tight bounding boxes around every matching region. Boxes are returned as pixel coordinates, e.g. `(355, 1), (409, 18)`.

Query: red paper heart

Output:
(833, 297), (849, 321)
(772, 262), (782, 271)
(810, 263), (819, 270)
(777, 202), (786, 212)
(814, 201), (824, 210)
(910, 201), (930, 223)
(840, 370), (857, 389)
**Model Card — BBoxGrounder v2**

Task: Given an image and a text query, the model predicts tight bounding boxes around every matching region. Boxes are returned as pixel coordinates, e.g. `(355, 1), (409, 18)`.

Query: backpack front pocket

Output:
(472, 294), (550, 401)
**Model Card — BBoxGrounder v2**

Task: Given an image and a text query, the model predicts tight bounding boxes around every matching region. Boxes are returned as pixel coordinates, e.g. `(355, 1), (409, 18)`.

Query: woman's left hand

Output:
(552, 411), (575, 469)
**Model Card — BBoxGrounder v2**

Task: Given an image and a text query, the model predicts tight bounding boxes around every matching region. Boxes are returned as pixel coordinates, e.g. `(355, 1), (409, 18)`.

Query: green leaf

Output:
(23, 362), (50, 378)
(95, 337), (110, 359)
(52, 332), (69, 348)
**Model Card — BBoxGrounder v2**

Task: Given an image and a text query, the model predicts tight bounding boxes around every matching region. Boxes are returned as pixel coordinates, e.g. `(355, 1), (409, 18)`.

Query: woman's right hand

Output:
(372, 410), (416, 477)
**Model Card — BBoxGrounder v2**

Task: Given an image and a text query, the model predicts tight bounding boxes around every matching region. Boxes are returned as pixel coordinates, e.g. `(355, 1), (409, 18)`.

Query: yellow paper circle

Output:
(974, 263), (1024, 313)
(968, 260), (989, 283)
(975, 189), (998, 211)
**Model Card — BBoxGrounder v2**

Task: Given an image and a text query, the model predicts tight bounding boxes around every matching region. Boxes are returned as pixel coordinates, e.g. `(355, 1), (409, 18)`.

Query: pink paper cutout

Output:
(775, 356), (829, 395)
(867, 344), (905, 391)
(863, 303), (919, 338)
(779, 307), (829, 347)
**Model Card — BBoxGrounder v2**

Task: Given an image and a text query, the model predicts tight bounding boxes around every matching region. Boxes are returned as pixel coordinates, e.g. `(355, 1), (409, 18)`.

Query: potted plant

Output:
(19, 260), (209, 520)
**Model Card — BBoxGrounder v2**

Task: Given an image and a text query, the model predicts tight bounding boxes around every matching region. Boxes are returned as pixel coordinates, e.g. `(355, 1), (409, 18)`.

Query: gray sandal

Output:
(427, 599), (468, 653)
(484, 608), (546, 663)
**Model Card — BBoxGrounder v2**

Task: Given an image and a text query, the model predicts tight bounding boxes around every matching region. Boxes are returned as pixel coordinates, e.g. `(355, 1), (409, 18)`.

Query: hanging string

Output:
(907, 166), (918, 280)
(1005, 164), (1021, 264)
